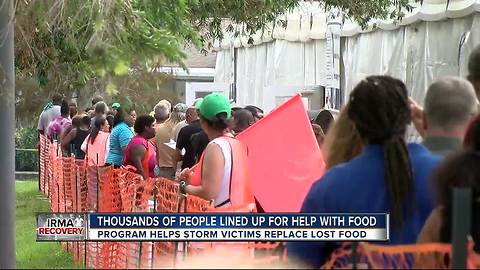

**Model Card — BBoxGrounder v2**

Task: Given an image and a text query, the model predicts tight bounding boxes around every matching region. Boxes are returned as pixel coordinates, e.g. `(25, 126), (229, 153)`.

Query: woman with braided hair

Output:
(287, 75), (442, 268)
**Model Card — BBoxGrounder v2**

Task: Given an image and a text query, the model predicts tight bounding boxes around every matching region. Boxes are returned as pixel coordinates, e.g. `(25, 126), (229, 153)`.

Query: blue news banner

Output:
(36, 213), (389, 242)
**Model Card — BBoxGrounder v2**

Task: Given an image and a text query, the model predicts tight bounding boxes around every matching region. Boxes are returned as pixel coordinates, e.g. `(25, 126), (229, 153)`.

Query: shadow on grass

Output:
(16, 180), (83, 269)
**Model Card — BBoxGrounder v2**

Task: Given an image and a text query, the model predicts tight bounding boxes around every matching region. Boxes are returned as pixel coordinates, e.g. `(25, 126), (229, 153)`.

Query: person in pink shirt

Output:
(123, 115), (157, 179)
(47, 100), (71, 140)
(81, 116), (110, 166)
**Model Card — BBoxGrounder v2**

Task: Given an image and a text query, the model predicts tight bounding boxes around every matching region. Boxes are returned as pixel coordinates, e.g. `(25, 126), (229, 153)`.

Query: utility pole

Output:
(0, 0), (16, 268)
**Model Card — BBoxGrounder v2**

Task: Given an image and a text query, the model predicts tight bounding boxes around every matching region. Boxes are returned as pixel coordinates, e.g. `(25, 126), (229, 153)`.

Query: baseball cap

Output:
(173, 103), (188, 113)
(112, 102), (121, 109)
(198, 93), (231, 121)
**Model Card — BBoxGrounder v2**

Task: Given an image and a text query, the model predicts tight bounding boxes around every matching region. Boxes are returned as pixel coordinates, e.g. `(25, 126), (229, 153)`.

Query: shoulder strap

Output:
(215, 138), (234, 208)
(86, 136), (90, 163)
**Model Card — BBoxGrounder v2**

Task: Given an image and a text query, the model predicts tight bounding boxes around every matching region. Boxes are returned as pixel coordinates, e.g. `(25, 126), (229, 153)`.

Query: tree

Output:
(14, 0), (413, 123)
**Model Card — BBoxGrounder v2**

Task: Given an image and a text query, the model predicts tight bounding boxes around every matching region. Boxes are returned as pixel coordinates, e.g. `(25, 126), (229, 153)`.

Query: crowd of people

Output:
(37, 92), (264, 210)
(37, 44), (480, 268)
(287, 46), (480, 267)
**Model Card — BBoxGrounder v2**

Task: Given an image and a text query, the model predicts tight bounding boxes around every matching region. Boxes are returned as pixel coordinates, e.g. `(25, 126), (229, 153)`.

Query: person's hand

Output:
(177, 168), (193, 184)
(409, 97), (426, 138)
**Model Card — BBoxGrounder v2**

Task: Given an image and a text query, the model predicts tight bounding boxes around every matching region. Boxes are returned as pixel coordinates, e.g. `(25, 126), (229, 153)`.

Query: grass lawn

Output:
(16, 180), (81, 269)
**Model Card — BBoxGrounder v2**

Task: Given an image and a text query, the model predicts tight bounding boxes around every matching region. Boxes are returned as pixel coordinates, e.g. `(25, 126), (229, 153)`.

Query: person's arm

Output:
(104, 134), (111, 164)
(60, 124), (73, 141)
(414, 207), (443, 269)
(119, 127), (134, 152)
(129, 144), (147, 179)
(417, 207), (442, 243)
(174, 128), (188, 171)
(81, 134), (90, 153)
(61, 128), (77, 150)
(409, 97), (426, 138)
(37, 112), (45, 135)
(184, 143), (224, 200)
(173, 149), (182, 174)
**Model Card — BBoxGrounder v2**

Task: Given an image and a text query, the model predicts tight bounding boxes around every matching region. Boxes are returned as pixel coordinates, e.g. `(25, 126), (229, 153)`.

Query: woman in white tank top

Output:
(208, 137), (232, 206)
(178, 94), (235, 207)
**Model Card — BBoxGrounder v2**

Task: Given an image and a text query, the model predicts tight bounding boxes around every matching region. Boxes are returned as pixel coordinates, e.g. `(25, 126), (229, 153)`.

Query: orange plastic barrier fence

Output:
(62, 157), (75, 212)
(38, 135), (480, 269)
(75, 160), (88, 212)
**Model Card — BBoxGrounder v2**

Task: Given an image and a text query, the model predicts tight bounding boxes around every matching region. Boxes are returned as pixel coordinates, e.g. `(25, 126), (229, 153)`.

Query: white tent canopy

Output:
(214, 0), (480, 114)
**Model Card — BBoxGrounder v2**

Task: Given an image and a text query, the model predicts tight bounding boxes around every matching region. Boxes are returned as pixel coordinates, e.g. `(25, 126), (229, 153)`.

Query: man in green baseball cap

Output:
(111, 102), (121, 116)
(197, 93), (231, 121)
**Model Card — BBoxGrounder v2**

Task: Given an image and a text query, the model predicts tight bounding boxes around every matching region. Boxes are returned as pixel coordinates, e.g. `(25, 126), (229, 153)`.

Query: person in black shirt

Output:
(190, 130), (209, 162)
(61, 114), (91, 159)
(174, 107), (209, 170)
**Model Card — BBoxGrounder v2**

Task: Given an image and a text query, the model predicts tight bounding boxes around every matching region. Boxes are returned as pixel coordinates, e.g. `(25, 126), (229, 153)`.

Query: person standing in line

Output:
(417, 151), (480, 254)
(61, 114), (90, 159)
(154, 103), (187, 180)
(173, 99), (203, 142)
(178, 93), (255, 211)
(91, 95), (104, 107)
(421, 77), (478, 156)
(190, 130), (210, 164)
(231, 108), (254, 135)
(123, 115), (157, 179)
(129, 109), (137, 133)
(129, 110), (137, 122)
(152, 100), (171, 129)
(106, 111), (114, 132)
(68, 101), (78, 118)
(111, 102), (121, 116)
(90, 101), (108, 129)
(468, 45), (480, 100)
(244, 105), (264, 122)
(463, 114), (480, 151)
(173, 117), (189, 143)
(174, 102), (206, 172)
(106, 106), (135, 167)
(311, 124), (325, 149)
(81, 116), (111, 211)
(82, 116), (111, 166)
(418, 114), (480, 252)
(47, 100), (71, 140)
(321, 104), (363, 169)
(287, 76), (442, 268)
(37, 93), (63, 136)
(60, 99), (80, 142)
